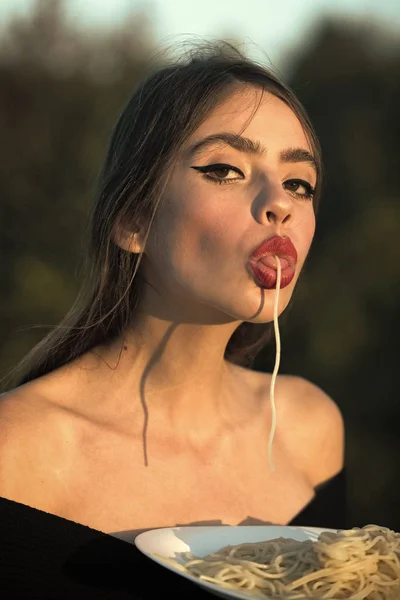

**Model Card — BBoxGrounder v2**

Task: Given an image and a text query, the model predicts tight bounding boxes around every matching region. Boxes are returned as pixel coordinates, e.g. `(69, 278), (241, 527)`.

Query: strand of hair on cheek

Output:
(267, 255), (282, 472)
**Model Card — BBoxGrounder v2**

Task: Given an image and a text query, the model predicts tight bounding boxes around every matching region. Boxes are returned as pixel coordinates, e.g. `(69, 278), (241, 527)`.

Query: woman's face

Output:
(140, 86), (317, 324)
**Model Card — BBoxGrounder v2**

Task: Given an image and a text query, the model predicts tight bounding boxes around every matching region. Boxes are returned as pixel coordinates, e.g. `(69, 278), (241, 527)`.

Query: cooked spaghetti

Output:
(162, 525), (400, 599)
(267, 254), (282, 472)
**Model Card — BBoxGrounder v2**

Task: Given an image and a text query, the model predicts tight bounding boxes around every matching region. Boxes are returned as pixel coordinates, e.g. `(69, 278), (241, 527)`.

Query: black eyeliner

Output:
(190, 163), (243, 175)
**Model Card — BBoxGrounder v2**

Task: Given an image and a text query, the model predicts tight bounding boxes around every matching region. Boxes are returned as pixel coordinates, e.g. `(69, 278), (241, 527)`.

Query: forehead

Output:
(191, 87), (311, 152)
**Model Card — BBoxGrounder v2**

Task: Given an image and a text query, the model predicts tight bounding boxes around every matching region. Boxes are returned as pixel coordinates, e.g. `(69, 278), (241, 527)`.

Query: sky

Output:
(0, 0), (399, 67)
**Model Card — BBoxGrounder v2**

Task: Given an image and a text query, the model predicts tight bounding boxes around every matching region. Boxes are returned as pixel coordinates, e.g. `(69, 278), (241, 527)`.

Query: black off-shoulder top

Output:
(0, 468), (346, 599)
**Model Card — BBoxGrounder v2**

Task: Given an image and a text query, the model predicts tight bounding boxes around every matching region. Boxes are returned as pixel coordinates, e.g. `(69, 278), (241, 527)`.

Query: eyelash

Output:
(192, 163), (243, 185)
(191, 163), (315, 200)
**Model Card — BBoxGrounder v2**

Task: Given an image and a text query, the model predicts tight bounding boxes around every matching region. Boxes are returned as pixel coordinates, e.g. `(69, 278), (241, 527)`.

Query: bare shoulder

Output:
(0, 385), (48, 441)
(259, 372), (345, 486)
(276, 374), (344, 429)
(0, 382), (65, 434)
(0, 384), (75, 511)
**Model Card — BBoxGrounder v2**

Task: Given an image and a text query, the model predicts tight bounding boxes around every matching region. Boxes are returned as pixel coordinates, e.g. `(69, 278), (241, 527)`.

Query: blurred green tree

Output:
(0, 0), (154, 375)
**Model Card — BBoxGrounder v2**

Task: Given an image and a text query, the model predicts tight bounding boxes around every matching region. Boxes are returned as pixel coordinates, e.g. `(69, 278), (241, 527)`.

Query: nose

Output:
(254, 183), (294, 228)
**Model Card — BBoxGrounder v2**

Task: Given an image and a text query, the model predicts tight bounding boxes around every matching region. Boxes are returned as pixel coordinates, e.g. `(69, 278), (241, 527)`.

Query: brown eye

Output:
(191, 163), (244, 185)
(286, 181), (301, 192)
(284, 178), (315, 200)
(212, 166), (231, 179)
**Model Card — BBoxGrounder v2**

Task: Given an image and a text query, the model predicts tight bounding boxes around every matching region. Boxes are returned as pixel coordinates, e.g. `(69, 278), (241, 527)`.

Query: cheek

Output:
(299, 211), (316, 262)
(148, 188), (230, 272)
(306, 212), (316, 244)
(164, 182), (232, 244)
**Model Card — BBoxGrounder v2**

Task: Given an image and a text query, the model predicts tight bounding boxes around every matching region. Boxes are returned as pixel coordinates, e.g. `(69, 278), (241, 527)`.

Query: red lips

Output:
(249, 235), (298, 290)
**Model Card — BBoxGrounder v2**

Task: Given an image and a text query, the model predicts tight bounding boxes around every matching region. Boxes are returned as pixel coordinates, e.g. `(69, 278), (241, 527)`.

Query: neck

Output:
(83, 308), (264, 445)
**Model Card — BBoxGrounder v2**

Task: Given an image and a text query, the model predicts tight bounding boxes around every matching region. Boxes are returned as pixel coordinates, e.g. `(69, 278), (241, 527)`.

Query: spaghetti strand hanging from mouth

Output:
(268, 255), (282, 472)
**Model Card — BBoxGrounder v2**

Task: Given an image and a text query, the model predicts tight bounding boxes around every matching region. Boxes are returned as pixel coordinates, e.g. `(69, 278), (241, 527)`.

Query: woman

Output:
(0, 43), (344, 539)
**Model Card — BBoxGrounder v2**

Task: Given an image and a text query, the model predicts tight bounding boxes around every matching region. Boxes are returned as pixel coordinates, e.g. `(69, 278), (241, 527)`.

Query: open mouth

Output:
(249, 258), (295, 289)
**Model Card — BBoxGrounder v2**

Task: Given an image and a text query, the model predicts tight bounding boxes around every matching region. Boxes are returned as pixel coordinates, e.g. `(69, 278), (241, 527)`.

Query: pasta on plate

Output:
(161, 525), (400, 599)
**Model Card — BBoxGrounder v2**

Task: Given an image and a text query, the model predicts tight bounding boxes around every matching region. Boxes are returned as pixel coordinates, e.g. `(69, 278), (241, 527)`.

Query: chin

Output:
(224, 298), (291, 325)
(248, 286), (293, 316)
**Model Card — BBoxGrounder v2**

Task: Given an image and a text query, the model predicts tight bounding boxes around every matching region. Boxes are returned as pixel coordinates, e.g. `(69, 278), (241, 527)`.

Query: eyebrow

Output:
(187, 132), (317, 172)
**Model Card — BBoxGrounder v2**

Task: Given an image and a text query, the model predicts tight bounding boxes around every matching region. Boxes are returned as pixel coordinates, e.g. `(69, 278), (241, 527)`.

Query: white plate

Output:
(135, 525), (336, 600)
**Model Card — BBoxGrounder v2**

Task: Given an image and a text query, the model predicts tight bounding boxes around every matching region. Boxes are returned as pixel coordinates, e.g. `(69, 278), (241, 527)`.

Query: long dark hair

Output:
(4, 42), (322, 390)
